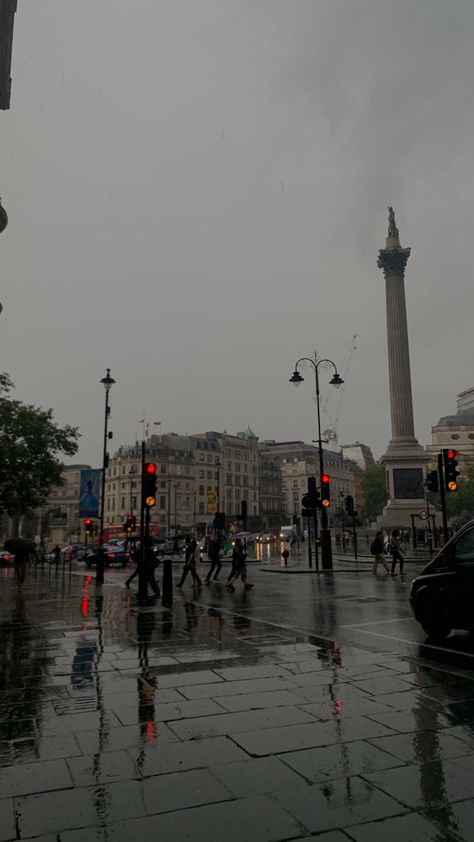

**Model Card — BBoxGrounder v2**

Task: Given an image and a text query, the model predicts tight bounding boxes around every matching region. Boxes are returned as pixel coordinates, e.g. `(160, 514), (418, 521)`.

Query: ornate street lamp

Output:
(0, 198), (7, 234)
(289, 355), (344, 570)
(97, 368), (115, 584)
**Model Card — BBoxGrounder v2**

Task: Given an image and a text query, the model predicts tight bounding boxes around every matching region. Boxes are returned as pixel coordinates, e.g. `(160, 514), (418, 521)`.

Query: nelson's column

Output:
(377, 207), (426, 526)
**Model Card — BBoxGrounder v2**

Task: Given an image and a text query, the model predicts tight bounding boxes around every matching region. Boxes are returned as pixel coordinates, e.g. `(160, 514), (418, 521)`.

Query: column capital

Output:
(377, 247), (411, 277)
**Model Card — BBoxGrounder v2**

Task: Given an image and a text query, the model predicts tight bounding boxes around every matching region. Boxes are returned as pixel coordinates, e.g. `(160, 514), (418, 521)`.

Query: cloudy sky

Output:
(1, 0), (473, 466)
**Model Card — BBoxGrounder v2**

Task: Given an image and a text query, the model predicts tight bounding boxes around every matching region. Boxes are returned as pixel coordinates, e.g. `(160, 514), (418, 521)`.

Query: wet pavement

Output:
(1, 560), (474, 840)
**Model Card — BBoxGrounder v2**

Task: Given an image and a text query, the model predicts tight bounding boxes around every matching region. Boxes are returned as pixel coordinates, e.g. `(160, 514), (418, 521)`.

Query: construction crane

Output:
(320, 334), (357, 447)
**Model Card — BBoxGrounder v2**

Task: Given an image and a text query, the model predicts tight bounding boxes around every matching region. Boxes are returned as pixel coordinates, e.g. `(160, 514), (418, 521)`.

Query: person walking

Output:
(389, 529), (405, 576)
(226, 538), (253, 592)
(143, 537), (160, 598)
(125, 543), (140, 588)
(177, 539), (202, 588)
(370, 531), (390, 574)
(52, 545), (61, 565)
(205, 537), (222, 583)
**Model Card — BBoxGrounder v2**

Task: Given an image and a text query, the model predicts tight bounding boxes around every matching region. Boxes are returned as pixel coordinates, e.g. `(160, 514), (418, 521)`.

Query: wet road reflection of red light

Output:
(145, 722), (157, 742)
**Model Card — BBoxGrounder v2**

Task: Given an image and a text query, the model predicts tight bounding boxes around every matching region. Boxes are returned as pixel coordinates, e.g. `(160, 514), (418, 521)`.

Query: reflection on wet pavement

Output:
(0, 563), (473, 840)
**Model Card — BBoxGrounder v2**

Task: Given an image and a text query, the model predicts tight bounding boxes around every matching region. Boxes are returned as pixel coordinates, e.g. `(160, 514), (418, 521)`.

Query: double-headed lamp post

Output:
(289, 356), (343, 570)
(97, 369), (115, 584)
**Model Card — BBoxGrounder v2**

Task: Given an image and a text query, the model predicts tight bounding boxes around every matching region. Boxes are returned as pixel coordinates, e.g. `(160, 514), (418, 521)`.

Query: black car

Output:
(84, 546), (129, 569)
(410, 519), (474, 639)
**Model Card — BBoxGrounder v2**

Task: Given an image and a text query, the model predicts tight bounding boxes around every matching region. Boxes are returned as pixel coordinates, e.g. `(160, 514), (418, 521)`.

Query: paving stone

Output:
(374, 691), (439, 711)
(61, 794), (303, 841)
(0, 798), (15, 842)
(232, 715), (394, 756)
(134, 735), (249, 777)
(0, 757), (72, 797)
(180, 676), (299, 699)
(103, 688), (183, 706)
(365, 710), (453, 734)
(213, 665), (290, 681)
(281, 739), (404, 783)
(153, 670), (223, 689)
(168, 704), (316, 740)
(113, 697), (224, 725)
(369, 730), (470, 763)
(17, 780), (146, 836)
(300, 697), (393, 720)
(346, 810), (460, 841)
(216, 689), (308, 712)
(296, 834), (353, 842)
(42, 710), (121, 735)
(287, 672), (340, 689)
(273, 776), (407, 833)
(441, 798), (474, 842)
(351, 676), (419, 696)
(68, 749), (139, 785)
(364, 759), (474, 808)
(143, 768), (231, 814)
(0, 718), (37, 740)
(210, 756), (308, 797)
(76, 721), (179, 754)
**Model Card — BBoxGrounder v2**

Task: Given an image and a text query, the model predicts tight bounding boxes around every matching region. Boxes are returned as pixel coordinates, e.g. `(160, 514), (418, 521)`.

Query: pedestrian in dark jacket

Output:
(370, 530), (390, 574)
(177, 539), (202, 588)
(389, 529), (405, 576)
(205, 538), (222, 583)
(226, 538), (253, 592)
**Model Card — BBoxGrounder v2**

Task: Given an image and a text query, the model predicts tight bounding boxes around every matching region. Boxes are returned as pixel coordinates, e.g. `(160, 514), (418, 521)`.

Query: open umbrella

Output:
(4, 538), (37, 557)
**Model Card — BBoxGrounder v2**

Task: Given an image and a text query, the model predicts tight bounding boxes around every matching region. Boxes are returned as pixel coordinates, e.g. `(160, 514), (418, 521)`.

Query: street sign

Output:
(418, 510), (428, 520)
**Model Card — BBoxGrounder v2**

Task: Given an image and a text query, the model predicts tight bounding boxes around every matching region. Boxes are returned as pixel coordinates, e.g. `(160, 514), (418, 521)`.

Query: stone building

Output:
(426, 387), (474, 475)
(260, 440), (358, 521)
(37, 464), (92, 546)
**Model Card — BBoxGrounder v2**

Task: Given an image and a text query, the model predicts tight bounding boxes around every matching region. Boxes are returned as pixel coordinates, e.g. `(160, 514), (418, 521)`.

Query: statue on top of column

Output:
(388, 206), (399, 239)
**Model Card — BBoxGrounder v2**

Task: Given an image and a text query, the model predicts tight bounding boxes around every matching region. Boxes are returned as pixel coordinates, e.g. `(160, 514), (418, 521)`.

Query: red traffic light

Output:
(146, 463), (157, 474)
(447, 450), (457, 460)
(322, 474), (330, 484)
(84, 519), (92, 526)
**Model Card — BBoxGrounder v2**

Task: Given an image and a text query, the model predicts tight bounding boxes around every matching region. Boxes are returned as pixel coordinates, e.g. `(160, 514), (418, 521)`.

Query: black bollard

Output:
(162, 557), (173, 606)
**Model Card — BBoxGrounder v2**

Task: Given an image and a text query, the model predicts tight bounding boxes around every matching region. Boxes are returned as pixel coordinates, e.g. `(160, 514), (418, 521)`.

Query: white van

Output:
(279, 525), (294, 542)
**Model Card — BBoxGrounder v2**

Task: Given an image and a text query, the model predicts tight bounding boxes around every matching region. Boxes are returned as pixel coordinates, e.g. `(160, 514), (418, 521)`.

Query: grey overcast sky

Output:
(1, 0), (473, 466)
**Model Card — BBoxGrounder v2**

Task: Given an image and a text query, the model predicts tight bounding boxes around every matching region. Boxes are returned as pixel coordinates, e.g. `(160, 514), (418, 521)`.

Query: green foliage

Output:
(361, 463), (388, 521)
(446, 466), (474, 520)
(0, 374), (79, 517)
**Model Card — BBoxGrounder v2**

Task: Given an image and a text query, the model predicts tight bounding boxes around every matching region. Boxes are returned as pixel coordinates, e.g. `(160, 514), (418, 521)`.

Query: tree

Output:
(0, 374), (79, 517)
(361, 463), (388, 521)
(446, 466), (474, 521)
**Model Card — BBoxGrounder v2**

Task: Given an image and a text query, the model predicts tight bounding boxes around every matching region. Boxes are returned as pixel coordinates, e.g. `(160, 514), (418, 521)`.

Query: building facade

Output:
(426, 387), (474, 474)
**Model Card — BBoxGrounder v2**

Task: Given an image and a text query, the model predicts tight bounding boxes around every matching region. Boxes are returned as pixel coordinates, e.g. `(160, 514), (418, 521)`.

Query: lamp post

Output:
(289, 355), (343, 570)
(98, 368), (115, 585)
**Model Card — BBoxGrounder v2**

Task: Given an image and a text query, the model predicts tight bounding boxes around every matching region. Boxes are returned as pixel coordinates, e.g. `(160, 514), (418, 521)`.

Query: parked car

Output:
(84, 546), (130, 569)
(410, 519), (474, 639)
(0, 550), (14, 567)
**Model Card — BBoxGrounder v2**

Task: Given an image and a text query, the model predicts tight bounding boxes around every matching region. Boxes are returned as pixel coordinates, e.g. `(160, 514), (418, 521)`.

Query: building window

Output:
(160, 496), (166, 509)
(469, 434), (474, 440)
(215, 471), (219, 480)
(160, 481), (166, 489)
(199, 454), (204, 461)
(121, 497), (125, 510)
(199, 486), (204, 496)
(131, 496), (137, 508)
(199, 470), (204, 478)
(207, 471), (212, 479)
(451, 434), (460, 440)
(161, 465), (167, 475)
(199, 502), (205, 514)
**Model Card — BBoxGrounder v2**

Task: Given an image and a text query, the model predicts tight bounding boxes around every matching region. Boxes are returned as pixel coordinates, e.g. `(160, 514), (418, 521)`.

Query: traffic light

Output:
(443, 449), (460, 492)
(142, 462), (157, 507)
(321, 474), (330, 508)
(425, 470), (439, 494)
(84, 518), (92, 536)
(123, 514), (136, 533)
(344, 495), (354, 516)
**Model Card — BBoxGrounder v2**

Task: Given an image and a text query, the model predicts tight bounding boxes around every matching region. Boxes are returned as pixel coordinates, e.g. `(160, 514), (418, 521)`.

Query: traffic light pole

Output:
(138, 440), (147, 602)
(437, 452), (448, 543)
(313, 364), (332, 570)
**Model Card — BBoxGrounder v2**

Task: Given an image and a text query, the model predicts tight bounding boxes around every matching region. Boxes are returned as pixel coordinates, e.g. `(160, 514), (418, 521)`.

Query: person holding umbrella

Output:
(4, 538), (36, 591)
